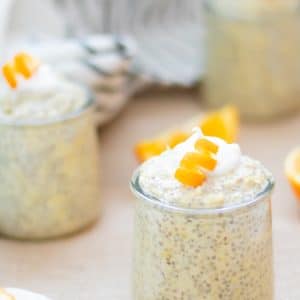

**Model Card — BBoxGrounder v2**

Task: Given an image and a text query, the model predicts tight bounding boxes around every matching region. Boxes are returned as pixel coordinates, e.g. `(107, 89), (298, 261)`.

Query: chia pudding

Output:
(0, 61), (101, 239)
(131, 130), (274, 299)
(204, 0), (300, 120)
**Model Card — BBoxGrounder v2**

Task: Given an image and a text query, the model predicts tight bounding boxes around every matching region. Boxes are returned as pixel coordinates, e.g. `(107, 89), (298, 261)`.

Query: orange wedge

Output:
(134, 140), (167, 162)
(2, 63), (17, 89)
(175, 167), (206, 188)
(285, 147), (300, 199)
(134, 131), (190, 162)
(200, 106), (239, 143)
(134, 105), (239, 163)
(181, 151), (217, 171)
(167, 131), (190, 148)
(195, 138), (219, 154)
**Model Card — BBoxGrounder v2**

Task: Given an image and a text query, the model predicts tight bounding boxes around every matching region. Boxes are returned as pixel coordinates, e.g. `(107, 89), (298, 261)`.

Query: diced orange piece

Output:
(2, 63), (17, 89)
(175, 167), (206, 187)
(14, 52), (40, 79)
(195, 138), (219, 154)
(167, 131), (190, 148)
(200, 106), (239, 143)
(181, 151), (217, 171)
(135, 140), (167, 162)
(285, 147), (300, 200)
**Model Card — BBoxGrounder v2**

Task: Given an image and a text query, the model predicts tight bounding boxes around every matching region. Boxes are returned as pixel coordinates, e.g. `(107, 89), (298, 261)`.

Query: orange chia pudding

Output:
(0, 53), (101, 239)
(131, 129), (274, 300)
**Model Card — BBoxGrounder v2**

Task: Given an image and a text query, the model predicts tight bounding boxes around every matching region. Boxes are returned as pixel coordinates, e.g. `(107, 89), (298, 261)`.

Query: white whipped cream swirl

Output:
(172, 128), (241, 178)
(0, 65), (87, 122)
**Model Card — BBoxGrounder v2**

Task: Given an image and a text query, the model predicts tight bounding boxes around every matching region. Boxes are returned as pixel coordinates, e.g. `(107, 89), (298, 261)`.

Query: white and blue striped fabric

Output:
(54, 0), (205, 86)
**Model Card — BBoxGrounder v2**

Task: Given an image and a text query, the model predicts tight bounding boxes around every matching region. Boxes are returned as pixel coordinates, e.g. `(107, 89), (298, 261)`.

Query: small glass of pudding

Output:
(0, 53), (101, 239)
(204, 0), (300, 120)
(131, 129), (274, 299)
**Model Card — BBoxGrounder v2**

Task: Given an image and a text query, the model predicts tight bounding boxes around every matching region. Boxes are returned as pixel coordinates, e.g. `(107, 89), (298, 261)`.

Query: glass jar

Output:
(0, 93), (101, 240)
(131, 170), (274, 299)
(204, 0), (300, 120)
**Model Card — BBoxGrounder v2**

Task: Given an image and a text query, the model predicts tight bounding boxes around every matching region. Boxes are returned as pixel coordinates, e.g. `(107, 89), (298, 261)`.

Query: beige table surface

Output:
(0, 88), (300, 300)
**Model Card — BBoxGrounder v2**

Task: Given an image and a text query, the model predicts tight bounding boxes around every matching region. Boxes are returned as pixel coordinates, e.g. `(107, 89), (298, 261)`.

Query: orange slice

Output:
(134, 105), (239, 163)
(175, 167), (206, 187)
(181, 151), (217, 171)
(14, 53), (40, 79)
(2, 63), (17, 89)
(200, 106), (239, 143)
(134, 140), (167, 162)
(285, 147), (300, 199)
(135, 131), (189, 162)
(195, 138), (219, 154)
(167, 131), (190, 148)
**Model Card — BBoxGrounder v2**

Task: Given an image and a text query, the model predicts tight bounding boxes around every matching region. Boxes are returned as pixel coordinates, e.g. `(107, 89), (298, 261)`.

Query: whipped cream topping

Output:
(0, 64), (87, 122)
(138, 128), (272, 208)
(0, 288), (50, 300)
(195, 129), (241, 176)
(170, 128), (241, 178)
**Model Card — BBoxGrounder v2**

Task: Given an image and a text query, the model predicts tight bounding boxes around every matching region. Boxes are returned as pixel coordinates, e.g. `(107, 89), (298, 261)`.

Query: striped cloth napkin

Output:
(8, 35), (137, 125)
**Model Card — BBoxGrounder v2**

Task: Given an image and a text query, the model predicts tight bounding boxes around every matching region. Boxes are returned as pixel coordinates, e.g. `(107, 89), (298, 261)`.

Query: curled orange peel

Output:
(175, 138), (219, 187)
(175, 167), (206, 188)
(2, 52), (40, 89)
(195, 138), (219, 154)
(181, 150), (217, 171)
(2, 63), (18, 89)
(14, 53), (40, 79)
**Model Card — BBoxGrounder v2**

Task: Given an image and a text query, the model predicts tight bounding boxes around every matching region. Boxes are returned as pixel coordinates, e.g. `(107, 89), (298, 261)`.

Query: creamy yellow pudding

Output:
(204, 0), (300, 119)
(131, 130), (274, 299)
(0, 53), (101, 239)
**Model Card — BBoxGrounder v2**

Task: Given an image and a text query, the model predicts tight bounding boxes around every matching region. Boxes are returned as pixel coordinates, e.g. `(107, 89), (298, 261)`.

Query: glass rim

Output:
(130, 168), (275, 215)
(0, 84), (95, 128)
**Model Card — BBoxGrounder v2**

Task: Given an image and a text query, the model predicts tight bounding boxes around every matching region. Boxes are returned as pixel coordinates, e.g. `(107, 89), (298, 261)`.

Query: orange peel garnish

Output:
(0, 288), (15, 300)
(2, 63), (17, 89)
(195, 138), (219, 154)
(2, 52), (40, 89)
(181, 151), (217, 171)
(285, 147), (300, 200)
(175, 137), (219, 187)
(175, 167), (206, 188)
(14, 53), (40, 79)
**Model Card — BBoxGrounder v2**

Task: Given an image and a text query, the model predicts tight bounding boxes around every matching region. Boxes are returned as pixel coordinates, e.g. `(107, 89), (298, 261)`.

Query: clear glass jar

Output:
(204, 0), (300, 120)
(131, 170), (274, 299)
(0, 94), (101, 240)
